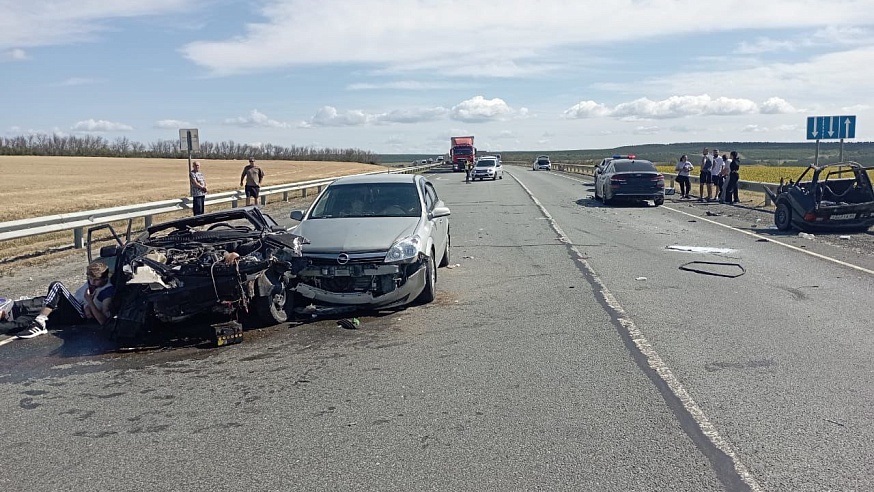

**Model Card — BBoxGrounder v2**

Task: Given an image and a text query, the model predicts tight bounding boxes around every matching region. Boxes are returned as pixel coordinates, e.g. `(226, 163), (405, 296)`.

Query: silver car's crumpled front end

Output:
(293, 251), (427, 309)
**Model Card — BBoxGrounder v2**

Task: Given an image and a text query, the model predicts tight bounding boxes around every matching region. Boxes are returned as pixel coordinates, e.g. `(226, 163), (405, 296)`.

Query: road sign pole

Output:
(815, 139), (820, 166)
(839, 138), (844, 163)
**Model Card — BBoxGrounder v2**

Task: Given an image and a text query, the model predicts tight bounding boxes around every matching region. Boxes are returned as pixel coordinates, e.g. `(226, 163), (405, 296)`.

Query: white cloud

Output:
(564, 95), (772, 120)
(70, 119), (133, 132)
(223, 110), (291, 129)
(774, 124), (799, 131)
(450, 96), (516, 122)
(563, 100), (611, 119)
(0, 0), (191, 50)
(305, 106), (373, 127)
(179, 0), (874, 75)
(760, 97), (798, 114)
(2, 48), (27, 61)
(155, 119), (192, 129)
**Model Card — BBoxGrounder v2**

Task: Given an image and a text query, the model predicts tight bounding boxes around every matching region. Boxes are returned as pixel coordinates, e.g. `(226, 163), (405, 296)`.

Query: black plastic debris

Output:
(337, 318), (360, 330)
(679, 261), (746, 278)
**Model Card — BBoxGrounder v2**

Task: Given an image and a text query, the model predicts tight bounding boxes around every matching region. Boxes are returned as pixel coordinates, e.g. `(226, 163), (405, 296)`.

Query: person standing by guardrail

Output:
(675, 154), (693, 199)
(698, 147), (713, 202)
(189, 161), (208, 215)
(724, 151), (741, 204)
(240, 157), (265, 206)
(710, 149), (725, 202)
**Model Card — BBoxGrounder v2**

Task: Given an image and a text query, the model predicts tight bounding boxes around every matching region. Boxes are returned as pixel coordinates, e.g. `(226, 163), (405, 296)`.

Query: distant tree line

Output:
(0, 134), (380, 163)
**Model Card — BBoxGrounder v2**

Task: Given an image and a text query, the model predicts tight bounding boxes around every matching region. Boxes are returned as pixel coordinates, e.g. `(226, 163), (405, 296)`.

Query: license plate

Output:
(831, 213), (856, 220)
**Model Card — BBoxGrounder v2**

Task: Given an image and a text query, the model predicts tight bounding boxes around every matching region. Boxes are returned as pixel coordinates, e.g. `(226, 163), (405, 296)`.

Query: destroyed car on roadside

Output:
(764, 161), (874, 232)
(88, 207), (306, 344)
(288, 173), (451, 315)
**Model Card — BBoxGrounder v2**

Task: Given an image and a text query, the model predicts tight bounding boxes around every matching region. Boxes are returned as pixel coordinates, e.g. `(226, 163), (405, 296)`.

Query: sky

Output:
(2, 0), (874, 155)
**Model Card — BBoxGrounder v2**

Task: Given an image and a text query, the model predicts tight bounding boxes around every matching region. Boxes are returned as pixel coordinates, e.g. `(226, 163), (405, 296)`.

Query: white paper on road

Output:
(666, 245), (737, 255)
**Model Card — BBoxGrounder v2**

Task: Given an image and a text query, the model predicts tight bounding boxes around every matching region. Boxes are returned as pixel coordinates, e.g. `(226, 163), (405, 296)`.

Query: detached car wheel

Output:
(416, 254), (436, 304)
(775, 202), (793, 231)
(254, 283), (290, 324)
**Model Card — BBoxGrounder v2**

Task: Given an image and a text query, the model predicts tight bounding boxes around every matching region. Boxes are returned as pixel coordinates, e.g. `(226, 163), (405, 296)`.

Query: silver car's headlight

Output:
(384, 235), (421, 263)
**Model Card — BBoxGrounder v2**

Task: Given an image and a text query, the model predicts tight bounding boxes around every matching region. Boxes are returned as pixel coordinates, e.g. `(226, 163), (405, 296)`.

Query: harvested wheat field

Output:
(0, 156), (386, 222)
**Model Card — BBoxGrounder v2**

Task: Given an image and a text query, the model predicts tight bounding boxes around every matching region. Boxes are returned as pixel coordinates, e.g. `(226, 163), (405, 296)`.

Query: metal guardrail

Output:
(0, 164), (437, 248)
(507, 161), (779, 205)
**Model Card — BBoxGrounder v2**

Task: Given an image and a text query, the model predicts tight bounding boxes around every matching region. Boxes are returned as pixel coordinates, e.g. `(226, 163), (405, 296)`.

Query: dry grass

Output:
(0, 156), (386, 221)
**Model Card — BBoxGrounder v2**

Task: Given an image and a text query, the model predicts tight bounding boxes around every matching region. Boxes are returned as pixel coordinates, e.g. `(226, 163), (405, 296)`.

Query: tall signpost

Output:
(806, 115), (856, 165)
(179, 128), (200, 172)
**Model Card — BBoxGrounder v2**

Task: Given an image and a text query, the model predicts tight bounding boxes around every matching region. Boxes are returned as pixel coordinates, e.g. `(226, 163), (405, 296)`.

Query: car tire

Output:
(603, 191), (613, 205)
(492, 175), (497, 181)
(594, 185), (601, 201)
(254, 282), (290, 325)
(416, 254), (436, 304)
(439, 234), (450, 267)
(775, 202), (793, 231)
(654, 196), (664, 206)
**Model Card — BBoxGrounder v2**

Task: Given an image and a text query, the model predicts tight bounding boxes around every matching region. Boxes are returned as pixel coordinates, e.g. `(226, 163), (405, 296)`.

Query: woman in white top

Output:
(674, 154), (694, 199)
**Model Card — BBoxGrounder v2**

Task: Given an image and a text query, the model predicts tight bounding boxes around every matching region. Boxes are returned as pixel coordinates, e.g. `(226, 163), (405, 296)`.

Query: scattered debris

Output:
(337, 318), (360, 330)
(666, 245), (737, 255)
(635, 277), (647, 281)
(679, 261), (746, 278)
(705, 211), (722, 217)
(755, 218), (762, 223)
(756, 239), (768, 242)
(462, 256), (475, 259)
(798, 232), (815, 239)
(446, 263), (461, 269)
(839, 235), (852, 240)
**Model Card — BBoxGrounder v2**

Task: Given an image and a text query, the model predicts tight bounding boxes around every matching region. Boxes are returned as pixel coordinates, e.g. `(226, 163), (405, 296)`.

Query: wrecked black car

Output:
(88, 207), (305, 344)
(765, 161), (874, 232)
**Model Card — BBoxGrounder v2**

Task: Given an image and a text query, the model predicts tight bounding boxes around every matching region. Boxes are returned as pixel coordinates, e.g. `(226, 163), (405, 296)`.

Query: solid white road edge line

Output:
(513, 176), (763, 492)
(663, 206), (874, 277)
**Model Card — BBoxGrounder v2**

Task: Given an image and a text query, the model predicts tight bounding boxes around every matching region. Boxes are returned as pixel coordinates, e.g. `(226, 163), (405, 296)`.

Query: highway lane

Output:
(505, 167), (873, 491)
(0, 167), (871, 491)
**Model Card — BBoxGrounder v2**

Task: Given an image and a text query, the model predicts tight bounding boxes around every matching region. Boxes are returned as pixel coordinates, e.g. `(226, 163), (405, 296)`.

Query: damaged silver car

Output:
(289, 174), (451, 314)
(89, 207), (305, 344)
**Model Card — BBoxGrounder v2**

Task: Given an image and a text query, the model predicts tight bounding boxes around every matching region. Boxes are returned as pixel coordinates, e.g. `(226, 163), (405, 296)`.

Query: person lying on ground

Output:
(15, 261), (115, 339)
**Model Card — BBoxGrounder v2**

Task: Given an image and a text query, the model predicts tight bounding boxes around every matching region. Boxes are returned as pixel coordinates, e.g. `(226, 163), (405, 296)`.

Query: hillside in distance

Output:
(384, 141), (874, 166)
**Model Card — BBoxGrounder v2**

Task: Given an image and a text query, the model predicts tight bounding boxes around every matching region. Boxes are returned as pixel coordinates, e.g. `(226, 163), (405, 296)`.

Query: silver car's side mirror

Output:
(290, 210), (305, 221)
(431, 205), (451, 219)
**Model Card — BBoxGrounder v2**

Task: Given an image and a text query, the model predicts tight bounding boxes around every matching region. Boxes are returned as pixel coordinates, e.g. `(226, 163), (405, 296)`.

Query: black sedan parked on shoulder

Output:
(594, 158), (665, 206)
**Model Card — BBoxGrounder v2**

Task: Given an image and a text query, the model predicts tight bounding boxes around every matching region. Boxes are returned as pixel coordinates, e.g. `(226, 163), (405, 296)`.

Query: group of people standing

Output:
(674, 147), (741, 203)
(188, 157), (265, 215)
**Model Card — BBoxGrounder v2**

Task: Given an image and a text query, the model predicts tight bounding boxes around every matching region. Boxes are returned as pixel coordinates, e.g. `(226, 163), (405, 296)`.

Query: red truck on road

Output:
(450, 136), (475, 172)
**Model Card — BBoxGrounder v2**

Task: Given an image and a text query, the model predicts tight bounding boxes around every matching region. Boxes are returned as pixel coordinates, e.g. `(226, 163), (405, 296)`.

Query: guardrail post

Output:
(74, 227), (84, 249)
(301, 187), (308, 198)
(144, 215), (153, 228)
(260, 195), (267, 206)
(764, 186), (772, 206)
(283, 191), (289, 201)
(232, 198), (238, 207)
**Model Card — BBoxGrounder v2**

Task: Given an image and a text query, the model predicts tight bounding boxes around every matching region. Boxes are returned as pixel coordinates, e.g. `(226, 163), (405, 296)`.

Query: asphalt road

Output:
(1, 167), (872, 491)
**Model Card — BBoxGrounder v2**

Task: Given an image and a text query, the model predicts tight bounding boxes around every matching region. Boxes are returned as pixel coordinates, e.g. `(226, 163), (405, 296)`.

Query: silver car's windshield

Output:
(309, 183), (422, 218)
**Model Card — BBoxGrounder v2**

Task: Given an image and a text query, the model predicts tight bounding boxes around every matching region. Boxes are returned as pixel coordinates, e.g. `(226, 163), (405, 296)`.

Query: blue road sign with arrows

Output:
(807, 115), (856, 140)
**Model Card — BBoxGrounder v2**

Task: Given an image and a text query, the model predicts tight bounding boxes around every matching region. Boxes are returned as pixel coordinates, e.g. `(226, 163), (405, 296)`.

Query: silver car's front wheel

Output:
(416, 254), (436, 304)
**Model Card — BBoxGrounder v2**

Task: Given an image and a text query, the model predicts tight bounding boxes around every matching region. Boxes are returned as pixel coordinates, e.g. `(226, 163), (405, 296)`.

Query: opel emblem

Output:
(337, 253), (350, 265)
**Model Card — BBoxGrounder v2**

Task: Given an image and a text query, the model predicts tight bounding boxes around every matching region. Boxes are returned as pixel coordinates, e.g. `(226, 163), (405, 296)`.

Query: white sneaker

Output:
(17, 321), (47, 339)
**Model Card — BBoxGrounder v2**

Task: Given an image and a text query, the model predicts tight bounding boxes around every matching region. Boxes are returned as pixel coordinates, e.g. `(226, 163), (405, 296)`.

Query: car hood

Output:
(292, 217), (421, 254)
